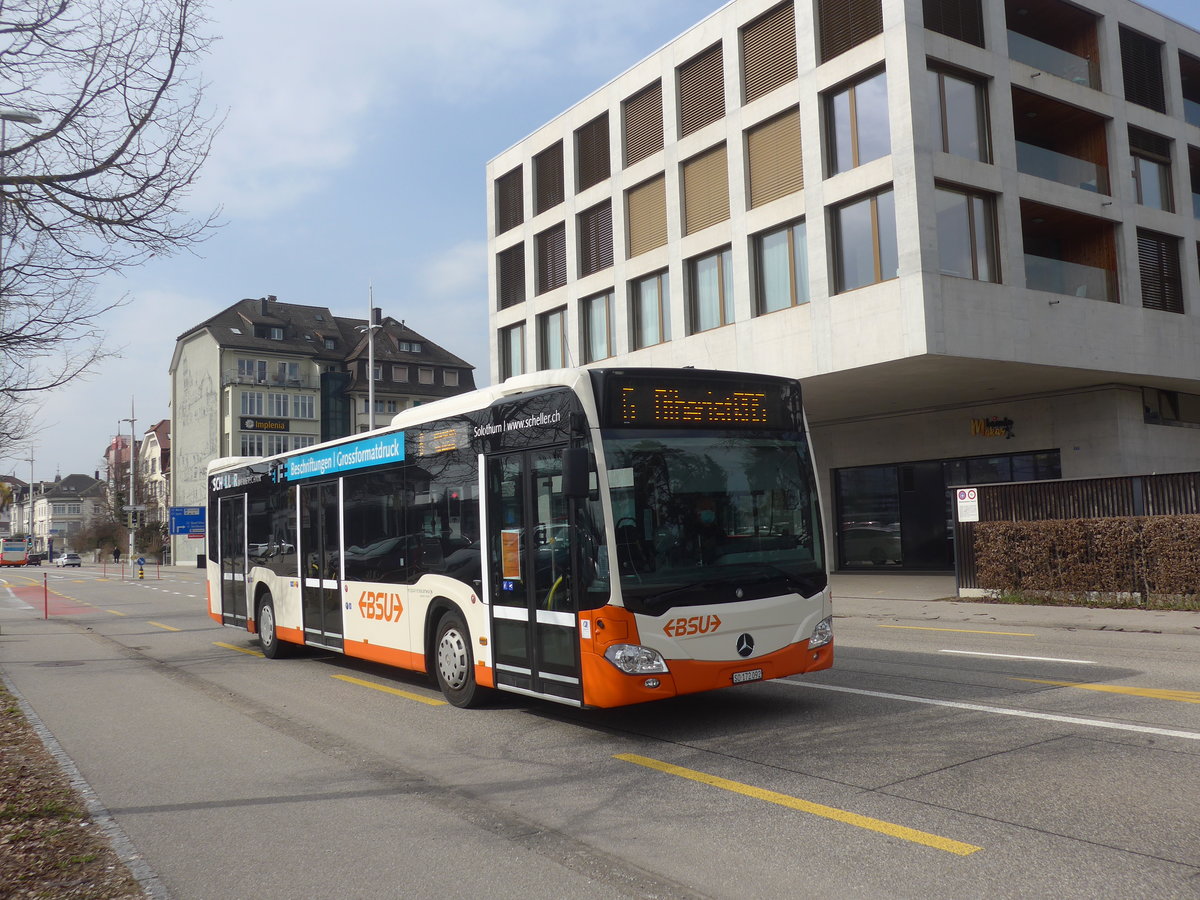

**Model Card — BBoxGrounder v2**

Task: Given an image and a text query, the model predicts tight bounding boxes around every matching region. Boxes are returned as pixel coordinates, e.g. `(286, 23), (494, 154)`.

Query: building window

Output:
(929, 67), (989, 162)
(826, 69), (890, 175)
(417, 367), (434, 384)
(682, 144), (730, 235)
(533, 140), (564, 214)
(626, 175), (667, 258)
(746, 108), (803, 209)
(935, 186), (998, 282)
(495, 165), (523, 235)
(293, 436), (317, 450)
(575, 113), (610, 193)
(1137, 229), (1183, 314)
(687, 247), (734, 334)
(623, 80), (664, 166)
(264, 434), (288, 456)
(240, 391), (263, 416)
(392, 365), (409, 382)
(631, 270), (670, 349)
(818, 0), (883, 64)
(1120, 26), (1165, 113)
(292, 395), (314, 419)
(678, 43), (725, 137)
(371, 365), (382, 381)
(741, 2), (797, 103)
(323, 337), (336, 350)
(538, 307), (569, 369)
(497, 242), (525, 309)
(444, 370), (459, 387)
(1144, 388), (1200, 426)
(240, 433), (264, 456)
(832, 188), (898, 292)
(276, 361), (300, 383)
(237, 358), (266, 382)
(1129, 127), (1173, 212)
(754, 220), (809, 314)
(535, 223), (567, 294)
(923, 0), (984, 47)
(269, 326), (283, 341)
(582, 292), (614, 363)
(500, 323), (526, 379)
(578, 201), (613, 276)
(266, 392), (288, 417)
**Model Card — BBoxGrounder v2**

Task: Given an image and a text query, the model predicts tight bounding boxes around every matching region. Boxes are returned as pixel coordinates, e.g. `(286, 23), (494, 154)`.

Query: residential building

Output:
(24, 474), (107, 557)
(140, 420), (171, 533)
(0, 475), (26, 538)
(486, 0), (1200, 572)
(169, 295), (476, 564)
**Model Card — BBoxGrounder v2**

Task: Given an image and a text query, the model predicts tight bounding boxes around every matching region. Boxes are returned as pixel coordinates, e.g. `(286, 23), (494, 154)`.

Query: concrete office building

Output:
(485, 0), (1200, 571)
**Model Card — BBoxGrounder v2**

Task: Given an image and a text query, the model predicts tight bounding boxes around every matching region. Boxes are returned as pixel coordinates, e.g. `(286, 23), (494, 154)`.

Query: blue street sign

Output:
(169, 506), (206, 536)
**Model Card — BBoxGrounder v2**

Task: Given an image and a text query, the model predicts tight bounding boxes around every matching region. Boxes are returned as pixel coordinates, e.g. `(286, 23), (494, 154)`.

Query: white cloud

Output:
(420, 240), (487, 299)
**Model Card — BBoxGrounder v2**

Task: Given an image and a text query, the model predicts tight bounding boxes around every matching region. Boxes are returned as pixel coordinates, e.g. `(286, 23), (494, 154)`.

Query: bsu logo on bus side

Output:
(663, 614), (722, 637)
(358, 591), (404, 623)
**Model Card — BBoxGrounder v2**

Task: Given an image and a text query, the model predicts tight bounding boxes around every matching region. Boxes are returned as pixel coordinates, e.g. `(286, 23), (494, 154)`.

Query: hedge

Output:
(974, 515), (1200, 600)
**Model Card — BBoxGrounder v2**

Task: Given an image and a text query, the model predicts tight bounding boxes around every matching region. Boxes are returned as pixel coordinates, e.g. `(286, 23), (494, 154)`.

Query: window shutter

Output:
(922, 0), (984, 48)
(742, 3), (797, 103)
(1129, 126), (1169, 160)
(626, 175), (668, 257)
(623, 81), (664, 167)
(497, 243), (525, 309)
(747, 107), (803, 208)
(1138, 229), (1183, 313)
(818, 0), (883, 63)
(1120, 27), (1166, 113)
(578, 201), (613, 276)
(575, 113), (610, 193)
(535, 223), (567, 294)
(495, 166), (523, 235)
(682, 144), (730, 235)
(679, 44), (725, 137)
(533, 141), (564, 214)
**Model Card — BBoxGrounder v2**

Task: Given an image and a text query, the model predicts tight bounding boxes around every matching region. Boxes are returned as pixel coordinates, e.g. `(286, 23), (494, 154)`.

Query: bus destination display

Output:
(606, 378), (791, 430)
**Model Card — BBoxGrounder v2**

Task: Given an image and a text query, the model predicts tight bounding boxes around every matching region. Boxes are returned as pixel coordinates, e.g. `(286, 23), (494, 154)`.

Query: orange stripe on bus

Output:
(342, 638), (426, 673)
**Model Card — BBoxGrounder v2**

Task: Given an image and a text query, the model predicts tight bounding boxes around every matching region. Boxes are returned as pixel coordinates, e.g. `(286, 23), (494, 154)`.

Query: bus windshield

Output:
(602, 432), (825, 613)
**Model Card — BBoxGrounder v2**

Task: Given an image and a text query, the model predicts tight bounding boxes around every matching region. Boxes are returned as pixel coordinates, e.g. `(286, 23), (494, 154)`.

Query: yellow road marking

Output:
(1015, 678), (1200, 704)
(106, 610), (127, 616)
(880, 625), (1035, 637)
(331, 674), (447, 706)
(148, 621), (181, 632)
(615, 753), (982, 856)
(214, 641), (264, 658)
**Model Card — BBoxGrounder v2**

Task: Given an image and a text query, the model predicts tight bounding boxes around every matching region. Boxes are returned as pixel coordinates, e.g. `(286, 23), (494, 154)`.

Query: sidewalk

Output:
(830, 572), (1200, 636)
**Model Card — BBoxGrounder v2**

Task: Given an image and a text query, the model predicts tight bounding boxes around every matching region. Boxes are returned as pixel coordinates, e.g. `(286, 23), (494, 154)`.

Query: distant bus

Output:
(206, 367), (832, 708)
(1, 538), (29, 567)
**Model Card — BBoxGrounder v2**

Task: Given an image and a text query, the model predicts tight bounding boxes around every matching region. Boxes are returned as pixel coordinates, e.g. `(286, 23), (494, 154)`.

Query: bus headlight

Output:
(808, 616), (833, 649)
(604, 644), (669, 674)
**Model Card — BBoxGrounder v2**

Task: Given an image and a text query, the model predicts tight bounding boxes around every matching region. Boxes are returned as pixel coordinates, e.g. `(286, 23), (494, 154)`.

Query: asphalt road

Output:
(2, 566), (1198, 899)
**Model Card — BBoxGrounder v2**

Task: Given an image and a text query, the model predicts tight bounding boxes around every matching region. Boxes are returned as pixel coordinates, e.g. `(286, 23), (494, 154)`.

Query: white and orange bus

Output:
(1, 538), (30, 567)
(206, 367), (832, 708)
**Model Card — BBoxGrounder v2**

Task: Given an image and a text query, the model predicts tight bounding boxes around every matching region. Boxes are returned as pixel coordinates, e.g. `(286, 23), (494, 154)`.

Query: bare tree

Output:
(0, 0), (218, 453)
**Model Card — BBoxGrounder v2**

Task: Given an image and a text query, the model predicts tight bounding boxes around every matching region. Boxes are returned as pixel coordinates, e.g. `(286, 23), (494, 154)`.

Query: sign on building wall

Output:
(956, 488), (979, 523)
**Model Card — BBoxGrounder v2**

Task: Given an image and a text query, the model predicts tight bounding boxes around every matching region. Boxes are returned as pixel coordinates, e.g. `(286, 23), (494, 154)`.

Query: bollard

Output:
(138, 566), (144, 580)
(43, 572), (48, 620)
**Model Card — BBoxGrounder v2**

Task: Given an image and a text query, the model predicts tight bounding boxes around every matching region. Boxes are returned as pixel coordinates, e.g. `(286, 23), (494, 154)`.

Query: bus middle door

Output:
(299, 480), (344, 651)
(218, 494), (248, 626)
(488, 448), (581, 704)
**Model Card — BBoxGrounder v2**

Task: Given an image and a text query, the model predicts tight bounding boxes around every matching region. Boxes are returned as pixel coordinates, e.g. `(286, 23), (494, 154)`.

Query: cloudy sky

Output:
(11, 0), (1200, 482)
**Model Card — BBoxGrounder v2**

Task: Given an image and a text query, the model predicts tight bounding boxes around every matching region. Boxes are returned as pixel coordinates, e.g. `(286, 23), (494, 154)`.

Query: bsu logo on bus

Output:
(663, 614), (722, 638)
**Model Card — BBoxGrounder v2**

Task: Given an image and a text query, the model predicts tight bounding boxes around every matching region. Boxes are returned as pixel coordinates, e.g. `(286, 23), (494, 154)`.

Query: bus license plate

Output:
(732, 668), (763, 685)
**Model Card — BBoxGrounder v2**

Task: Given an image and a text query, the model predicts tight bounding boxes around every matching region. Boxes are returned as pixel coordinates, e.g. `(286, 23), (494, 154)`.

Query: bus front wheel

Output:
(257, 593), (292, 659)
(434, 609), (491, 708)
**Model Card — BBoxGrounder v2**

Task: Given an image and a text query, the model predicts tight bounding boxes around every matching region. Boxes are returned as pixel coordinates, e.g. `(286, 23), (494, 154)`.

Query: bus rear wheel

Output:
(257, 593), (292, 659)
(434, 610), (491, 708)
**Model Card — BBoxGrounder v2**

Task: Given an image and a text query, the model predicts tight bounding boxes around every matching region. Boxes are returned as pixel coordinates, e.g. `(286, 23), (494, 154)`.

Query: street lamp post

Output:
(122, 403), (136, 563)
(357, 286), (383, 431)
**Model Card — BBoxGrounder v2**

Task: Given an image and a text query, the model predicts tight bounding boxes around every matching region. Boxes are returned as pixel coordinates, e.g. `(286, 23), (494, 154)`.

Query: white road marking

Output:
(787, 681), (1200, 741)
(939, 650), (1097, 665)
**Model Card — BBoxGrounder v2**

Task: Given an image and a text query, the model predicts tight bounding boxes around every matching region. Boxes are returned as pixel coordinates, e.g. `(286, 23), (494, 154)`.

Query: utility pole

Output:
(23, 448), (33, 547)
(122, 400), (136, 562)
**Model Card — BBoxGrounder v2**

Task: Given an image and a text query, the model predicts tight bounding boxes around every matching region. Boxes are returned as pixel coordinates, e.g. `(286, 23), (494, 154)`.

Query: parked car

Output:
(26, 552), (45, 566)
(55, 552), (81, 567)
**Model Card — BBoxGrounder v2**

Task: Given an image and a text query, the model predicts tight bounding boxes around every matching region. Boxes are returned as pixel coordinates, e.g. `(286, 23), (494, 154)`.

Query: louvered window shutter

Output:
(536, 224), (567, 294)
(679, 45), (725, 137)
(921, 0), (984, 48)
(534, 142), (564, 214)
(575, 113), (610, 193)
(682, 145), (730, 235)
(578, 202), (613, 276)
(497, 244), (525, 309)
(747, 108), (803, 208)
(495, 167), (523, 235)
(742, 3), (797, 103)
(1138, 230), (1183, 313)
(1120, 27), (1166, 113)
(624, 81), (664, 167)
(819, 0), (883, 63)
(626, 176), (667, 258)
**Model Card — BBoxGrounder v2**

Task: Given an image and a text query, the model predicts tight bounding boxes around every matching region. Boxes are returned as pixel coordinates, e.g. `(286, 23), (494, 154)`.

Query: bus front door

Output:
(299, 481), (344, 651)
(488, 449), (582, 704)
(219, 495), (248, 626)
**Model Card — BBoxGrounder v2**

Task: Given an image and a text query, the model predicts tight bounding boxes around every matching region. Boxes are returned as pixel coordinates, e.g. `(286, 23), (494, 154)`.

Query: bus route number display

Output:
(606, 379), (786, 429)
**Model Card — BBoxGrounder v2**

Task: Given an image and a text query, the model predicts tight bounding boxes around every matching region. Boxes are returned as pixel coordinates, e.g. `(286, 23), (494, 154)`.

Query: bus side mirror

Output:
(562, 447), (589, 499)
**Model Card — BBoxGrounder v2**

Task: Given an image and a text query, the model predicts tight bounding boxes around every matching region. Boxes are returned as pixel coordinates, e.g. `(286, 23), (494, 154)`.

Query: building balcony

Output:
(1024, 254), (1115, 302)
(1021, 200), (1118, 303)
(1012, 88), (1109, 195)
(1008, 31), (1097, 88)
(1016, 141), (1107, 193)
(223, 371), (319, 390)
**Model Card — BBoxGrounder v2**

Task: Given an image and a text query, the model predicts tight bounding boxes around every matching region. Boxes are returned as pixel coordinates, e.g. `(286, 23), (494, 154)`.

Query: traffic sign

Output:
(169, 506), (206, 536)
